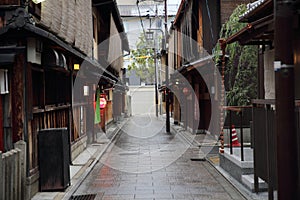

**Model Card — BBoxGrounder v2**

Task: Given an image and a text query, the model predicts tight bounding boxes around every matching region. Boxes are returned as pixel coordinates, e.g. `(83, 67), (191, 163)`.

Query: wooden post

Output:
(219, 38), (226, 153)
(86, 85), (95, 144)
(12, 53), (25, 142)
(0, 95), (3, 151)
(0, 151), (4, 200)
(173, 96), (180, 125)
(15, 140), (26, 200)
(274, 1), (298, 199)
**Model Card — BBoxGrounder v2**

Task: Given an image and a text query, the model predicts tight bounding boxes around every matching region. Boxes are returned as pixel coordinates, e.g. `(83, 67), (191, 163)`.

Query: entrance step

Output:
(241, 174), (268, 192)
(219, 148), (254, 183)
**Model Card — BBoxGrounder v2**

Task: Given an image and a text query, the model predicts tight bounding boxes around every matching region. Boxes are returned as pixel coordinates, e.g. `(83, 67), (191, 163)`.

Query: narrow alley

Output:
(2, 1), (300, 200)
(72, 115), (246, 200)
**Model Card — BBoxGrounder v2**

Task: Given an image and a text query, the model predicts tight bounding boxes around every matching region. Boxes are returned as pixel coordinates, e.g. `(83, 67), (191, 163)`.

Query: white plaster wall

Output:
(264, 49), (275, 99)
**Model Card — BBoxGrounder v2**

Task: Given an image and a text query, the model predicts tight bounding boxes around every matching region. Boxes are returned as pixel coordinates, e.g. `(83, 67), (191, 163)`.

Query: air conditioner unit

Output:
(27, 38), (42, 65)
(0, 69), (9, 94)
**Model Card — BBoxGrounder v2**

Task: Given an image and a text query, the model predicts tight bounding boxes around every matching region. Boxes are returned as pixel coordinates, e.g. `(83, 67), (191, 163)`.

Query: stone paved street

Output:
(73, 115), (246, 200)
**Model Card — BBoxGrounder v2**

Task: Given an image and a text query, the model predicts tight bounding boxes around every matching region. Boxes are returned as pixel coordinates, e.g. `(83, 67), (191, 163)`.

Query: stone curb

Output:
(61, 119), (128, 200)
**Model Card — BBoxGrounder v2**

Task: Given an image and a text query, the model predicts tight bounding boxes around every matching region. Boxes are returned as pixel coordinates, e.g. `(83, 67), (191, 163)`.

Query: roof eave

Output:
(239, 0), (273, 23)
(93, 0), (130, 52)
(227, 14), (274, 45)
(173, 0), (187, 26)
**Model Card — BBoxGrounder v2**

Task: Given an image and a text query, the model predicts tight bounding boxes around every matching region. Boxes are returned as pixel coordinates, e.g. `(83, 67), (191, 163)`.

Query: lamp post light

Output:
(23, 0), (46, 12)
(31, 0), (45, 3)
(145, 31), (154, 41)
(147, 28), (165, 50)
(24, 0), (46, 6)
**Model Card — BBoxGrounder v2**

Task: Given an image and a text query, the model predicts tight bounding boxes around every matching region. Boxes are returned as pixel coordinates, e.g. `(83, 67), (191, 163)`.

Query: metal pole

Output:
(155, 49), (158, 117)
(164, 0), (170, 133)
(240, 110), (244, 162)
(155, 6), (158, 117)
(274, 1), (298, 199)
(147, 28), (163, 118)
(229, 110), (233, 155)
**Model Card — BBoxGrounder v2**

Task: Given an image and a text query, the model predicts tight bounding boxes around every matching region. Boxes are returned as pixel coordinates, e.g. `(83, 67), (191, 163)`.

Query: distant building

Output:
(116, 0), (179, 49)
(127, 70), (141, 85)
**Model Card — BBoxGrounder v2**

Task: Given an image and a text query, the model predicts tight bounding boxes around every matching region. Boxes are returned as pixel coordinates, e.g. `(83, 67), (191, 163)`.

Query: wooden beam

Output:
(12, 53), (25, 142)
(0, 95), (3, 151)
(274, 1), (298, 199)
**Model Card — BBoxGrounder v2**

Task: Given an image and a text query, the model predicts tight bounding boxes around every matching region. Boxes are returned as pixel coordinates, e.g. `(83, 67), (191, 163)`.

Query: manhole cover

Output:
(70, 194), (97, 200)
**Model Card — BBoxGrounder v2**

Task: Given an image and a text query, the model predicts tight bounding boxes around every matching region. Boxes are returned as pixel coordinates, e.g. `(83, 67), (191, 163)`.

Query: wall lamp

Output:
(31, 0), (46, 3)
(145, 31), (154, 41)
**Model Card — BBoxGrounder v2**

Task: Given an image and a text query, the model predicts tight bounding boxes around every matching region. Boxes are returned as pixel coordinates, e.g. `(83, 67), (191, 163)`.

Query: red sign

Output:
(100, 97), (107, 109)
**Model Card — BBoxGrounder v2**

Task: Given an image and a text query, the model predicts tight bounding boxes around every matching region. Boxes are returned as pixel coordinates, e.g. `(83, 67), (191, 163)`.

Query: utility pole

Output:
(154, 40), (159, 117)
(274, 1), (299, 199)
(164, 0), (170, 133)
(155, 5), (159, 117)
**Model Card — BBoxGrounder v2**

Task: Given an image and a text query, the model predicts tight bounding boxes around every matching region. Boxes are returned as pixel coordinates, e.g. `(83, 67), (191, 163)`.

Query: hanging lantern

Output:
(182, 87), (189, 96)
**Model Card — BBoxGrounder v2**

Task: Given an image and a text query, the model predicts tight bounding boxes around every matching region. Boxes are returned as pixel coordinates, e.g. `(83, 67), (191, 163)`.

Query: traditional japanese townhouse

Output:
(0, 0), (128, 198)
(168, 0), (250, 134)
(223, 0), (300, 198)
(92, 0), (130, 131)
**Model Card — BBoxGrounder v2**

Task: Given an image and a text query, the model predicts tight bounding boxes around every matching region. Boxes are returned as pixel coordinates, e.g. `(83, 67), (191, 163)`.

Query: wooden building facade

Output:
(0, 0), (128, 198)
(224, 0), (300, 198)
(168, 0), (251, 134)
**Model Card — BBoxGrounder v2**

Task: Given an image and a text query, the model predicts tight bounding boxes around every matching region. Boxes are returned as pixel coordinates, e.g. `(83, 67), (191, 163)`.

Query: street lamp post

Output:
(164, 0), (170, 133)
(139, 0), (169, 131)
(146, 30), (159, 117)
(154, 50), (159, 117)
(147, 28), (164, 118)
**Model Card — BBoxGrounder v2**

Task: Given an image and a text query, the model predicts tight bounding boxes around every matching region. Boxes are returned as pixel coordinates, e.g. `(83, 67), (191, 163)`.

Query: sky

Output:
(117, 0), (182, 52)
(169, 0), (181, 4)
(117, 0), (182, 6)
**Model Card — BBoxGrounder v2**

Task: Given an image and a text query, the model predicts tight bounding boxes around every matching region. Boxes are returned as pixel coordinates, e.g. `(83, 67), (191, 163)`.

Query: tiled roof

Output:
(239, 0), (267, 18)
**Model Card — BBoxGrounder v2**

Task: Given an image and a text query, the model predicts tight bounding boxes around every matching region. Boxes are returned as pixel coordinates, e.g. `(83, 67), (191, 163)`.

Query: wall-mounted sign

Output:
(83, 86), (89, 96)
(0, 69), (9, 94)
(100, 97), (107, 109)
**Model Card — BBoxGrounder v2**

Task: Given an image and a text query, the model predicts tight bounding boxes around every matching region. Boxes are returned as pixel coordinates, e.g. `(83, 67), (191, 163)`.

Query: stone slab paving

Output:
(73, 115), (247, 200)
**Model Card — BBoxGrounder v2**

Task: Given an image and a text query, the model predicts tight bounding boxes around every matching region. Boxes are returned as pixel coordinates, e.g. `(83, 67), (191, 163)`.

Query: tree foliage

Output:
(127, 34), (156, 84)
(214, 4), (258, 106)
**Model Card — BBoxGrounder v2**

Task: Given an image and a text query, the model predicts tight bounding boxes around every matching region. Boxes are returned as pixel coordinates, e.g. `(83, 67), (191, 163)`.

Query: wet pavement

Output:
(72, 115), (247, 200)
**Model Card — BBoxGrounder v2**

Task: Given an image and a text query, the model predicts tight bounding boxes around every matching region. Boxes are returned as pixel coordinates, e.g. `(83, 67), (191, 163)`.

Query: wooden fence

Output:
(0, 141), (26, 200)
(252, 99), (300, 199)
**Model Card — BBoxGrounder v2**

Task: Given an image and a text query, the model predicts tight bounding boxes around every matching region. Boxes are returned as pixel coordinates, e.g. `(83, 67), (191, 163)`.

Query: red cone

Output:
(231, 125), (241, 147)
